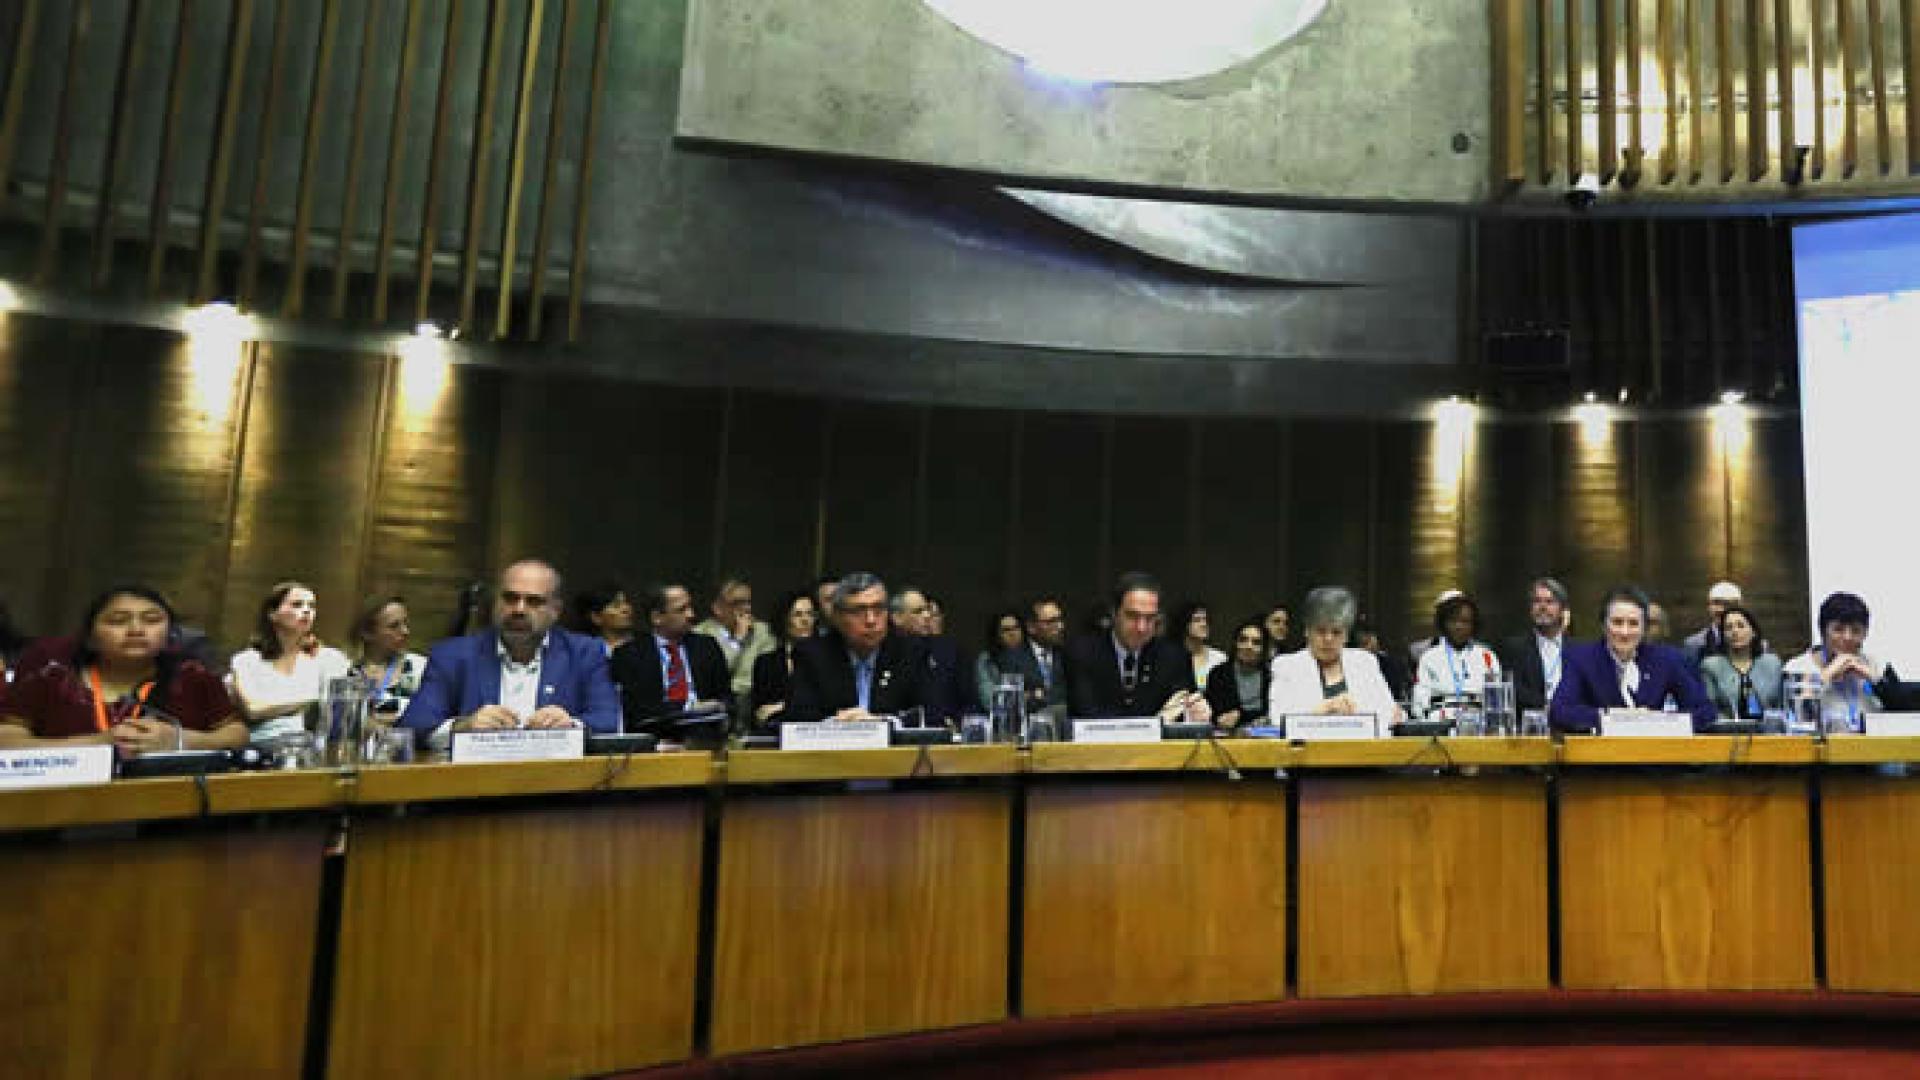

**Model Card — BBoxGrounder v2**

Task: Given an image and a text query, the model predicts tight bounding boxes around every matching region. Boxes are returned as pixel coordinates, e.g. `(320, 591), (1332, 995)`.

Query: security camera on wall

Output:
(1565, 174), (1601, 211)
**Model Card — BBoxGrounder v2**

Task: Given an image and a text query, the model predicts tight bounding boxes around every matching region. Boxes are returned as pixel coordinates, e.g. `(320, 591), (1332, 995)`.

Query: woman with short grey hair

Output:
(1269, 587), (1402, 725)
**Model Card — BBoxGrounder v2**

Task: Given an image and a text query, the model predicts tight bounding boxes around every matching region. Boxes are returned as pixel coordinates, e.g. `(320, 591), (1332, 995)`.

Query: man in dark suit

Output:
(401, 559), (622, 748)
(1500, 575), (1572, 713)
(1023, 595), (1071, 714)
(609, 583), (733, 733)
(1066, 572), (1209, 721)
(890, 585), (967, 722)
(786, 572), (932, 722)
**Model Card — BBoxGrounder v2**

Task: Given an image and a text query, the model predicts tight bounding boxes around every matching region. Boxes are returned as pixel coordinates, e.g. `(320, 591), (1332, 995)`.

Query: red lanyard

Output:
(89, 666), (154, 733)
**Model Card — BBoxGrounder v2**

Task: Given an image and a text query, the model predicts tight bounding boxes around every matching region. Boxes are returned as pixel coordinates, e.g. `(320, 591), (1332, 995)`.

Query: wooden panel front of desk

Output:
(1022, 780), (1288, 1017)
(1559, 773), (1813, 990)
(1297, 775), (1549, 997)
(709, 789), (1011, 1055)
(327, 797), (705, 1079)
(0, 824), (326, 1079)
(1822, 772), (1920, 991)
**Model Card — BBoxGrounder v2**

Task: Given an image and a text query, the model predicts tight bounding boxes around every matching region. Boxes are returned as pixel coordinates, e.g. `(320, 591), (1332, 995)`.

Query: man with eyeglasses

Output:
(1065, 572), (1209, 722)
(402, 559), (622, 749)
(785, 572), (932, 723)
(693, 576), (774, 721)
(1024, 596), (1070, 712)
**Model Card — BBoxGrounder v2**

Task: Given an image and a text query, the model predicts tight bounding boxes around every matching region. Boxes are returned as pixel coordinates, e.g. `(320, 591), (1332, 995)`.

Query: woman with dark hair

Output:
(749, 590), (819, 729)
(974, 607), (1039, 713)
(571, 581), (635, 656)
(352, 596), (427, 718)
(0, 586), (245, 754)
(229, 581), (351, 744)
(1697, 605), (1783, 719)
(1412, 593), (1504, 719)
(1782, 592), (1911, 730)
(1204, 618), (1271, 731)
(1549, 585), (1715, 732)
(1167, 600), (1226, 688)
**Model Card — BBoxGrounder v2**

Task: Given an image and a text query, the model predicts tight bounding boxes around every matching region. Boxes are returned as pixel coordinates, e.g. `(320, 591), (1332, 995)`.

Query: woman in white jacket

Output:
(1270, 586), (1403, 729)
(1411, 592), (1504, 719)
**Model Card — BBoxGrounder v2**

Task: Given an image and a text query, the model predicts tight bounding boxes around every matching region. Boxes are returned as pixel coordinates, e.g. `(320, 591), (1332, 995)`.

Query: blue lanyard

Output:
(372, 655), (403, 702)
(1443, 639), (1472, 696)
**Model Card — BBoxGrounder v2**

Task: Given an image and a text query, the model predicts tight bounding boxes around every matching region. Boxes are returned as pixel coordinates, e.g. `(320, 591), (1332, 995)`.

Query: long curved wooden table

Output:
(4, 736), (1919, 1078)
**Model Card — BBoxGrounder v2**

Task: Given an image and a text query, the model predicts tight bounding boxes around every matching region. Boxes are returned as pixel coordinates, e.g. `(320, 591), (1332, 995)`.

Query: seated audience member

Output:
(1204, 618), (1271, 731)
(1066, 572), (1210, 722)
(750, 590), (818, 729)
(1169, 601), (1227, 689)
(926, 595), (949, 638)
(694, 576), (775, 721)
(401, 560), (620, 748)
(229, 581), (352, 745)
(352, 596), (426, 719)
(1646, 601), (1673, 644)
(0, 585), (246, 755)
(975, 607), (1042, 711)
(1549, 585), (1716, 733)
(812, 575), (840, 637)
(1697, 605), (1783, 720)
(891, 585), (967, 721)
(1264, 603), (1293, 655)
(1023, 596), (1071, 713)
(1412, 593), (1505, 719)
(1502, 576), (1571, 712)
(1270, 587), (1402, 726)
(1352, 621), (1411, 704)
(1408, 589), (1463, 668)
(570, 581), (635, 657)
(786, 572), (932, 722)
(1782, 591), (1915, 729)
(610, 583), (732, 732)
(1683, 580), (1744, 668)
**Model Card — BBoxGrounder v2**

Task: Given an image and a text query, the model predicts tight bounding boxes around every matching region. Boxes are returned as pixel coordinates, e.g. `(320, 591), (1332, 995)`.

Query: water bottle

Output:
(1785, 672), (1824, 736)
(991, 673), (1026, 744)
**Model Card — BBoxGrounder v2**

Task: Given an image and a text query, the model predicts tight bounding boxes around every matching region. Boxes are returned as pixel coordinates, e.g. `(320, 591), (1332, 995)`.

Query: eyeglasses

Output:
(840, 602), (888, 618)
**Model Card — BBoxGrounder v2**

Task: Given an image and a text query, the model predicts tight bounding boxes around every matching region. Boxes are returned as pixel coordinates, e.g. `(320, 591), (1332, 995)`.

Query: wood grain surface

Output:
(1022, 781), (1288, 1017)
(721, 745), (1017, 784)
(1297, 775), (1549, 997)
(1559, 774), (1813, 990)
(327, 798), (705, 1078)
(0, 825), (326, 1078)
(1821, 773), (1920, 991)
(0, 770), (345, 833)
(709, 789), (1011, 1055)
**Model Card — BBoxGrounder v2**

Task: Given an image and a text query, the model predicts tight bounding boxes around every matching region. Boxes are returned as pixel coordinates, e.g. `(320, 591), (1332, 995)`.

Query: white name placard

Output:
(451, 728), (584, 763)
(1071, 717), (1163, 744)
(1864, 712), (1920, 736)
(1600, 709), (1694, 737)
(0, 745), (114, 789)
(780, 721), (890, 751)
(1285, 713), (1379, 741)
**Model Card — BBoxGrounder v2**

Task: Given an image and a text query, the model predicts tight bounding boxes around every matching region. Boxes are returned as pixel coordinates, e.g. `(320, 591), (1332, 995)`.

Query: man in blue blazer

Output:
(402, 559), (622, 747)
(1549, 585), (1717, 733)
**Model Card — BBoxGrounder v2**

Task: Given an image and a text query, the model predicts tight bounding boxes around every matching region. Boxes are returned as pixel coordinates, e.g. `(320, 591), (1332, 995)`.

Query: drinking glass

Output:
(1482, 679), (1517, 736)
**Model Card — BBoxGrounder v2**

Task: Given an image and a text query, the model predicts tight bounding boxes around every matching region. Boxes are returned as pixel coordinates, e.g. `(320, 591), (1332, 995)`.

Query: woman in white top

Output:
(1169, 600), (1227, 689)
(1412, 593), (1505, 719)
(1269, 586), (1403, 728)
(229, 581), (351, 744)
(352, 595), (427, 720)
(1782, 591), (1912, 731)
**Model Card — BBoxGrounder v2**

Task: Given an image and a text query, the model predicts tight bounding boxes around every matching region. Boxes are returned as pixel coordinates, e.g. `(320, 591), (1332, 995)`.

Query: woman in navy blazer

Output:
(1549, 584), (1717, 733)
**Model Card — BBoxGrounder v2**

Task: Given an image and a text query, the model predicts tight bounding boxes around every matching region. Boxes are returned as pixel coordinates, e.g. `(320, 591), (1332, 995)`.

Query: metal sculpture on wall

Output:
(921, 0), (1329, 83)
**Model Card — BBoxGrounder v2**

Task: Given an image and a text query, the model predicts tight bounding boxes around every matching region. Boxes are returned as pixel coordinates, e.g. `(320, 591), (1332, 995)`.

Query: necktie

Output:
(666, 645), (689, 704)
(1618, 662), (1637, 709)
(1037, 648), (1052, 684)
(855, 658), (874, 711)
(1122, 652), (1139, 691)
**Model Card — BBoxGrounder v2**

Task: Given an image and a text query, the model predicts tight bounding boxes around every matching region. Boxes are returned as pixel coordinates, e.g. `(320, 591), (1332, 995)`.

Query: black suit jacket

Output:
(785, 631), (931, 722)
(609, 632), (733, 732)
(1500, 633), (1560, 712)
(921, 635), (969, 721)
(1066, 635), (1195, 719)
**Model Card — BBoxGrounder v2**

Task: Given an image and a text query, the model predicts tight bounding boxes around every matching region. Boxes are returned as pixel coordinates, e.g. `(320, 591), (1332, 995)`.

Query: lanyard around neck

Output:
(89, 666), (155, 733)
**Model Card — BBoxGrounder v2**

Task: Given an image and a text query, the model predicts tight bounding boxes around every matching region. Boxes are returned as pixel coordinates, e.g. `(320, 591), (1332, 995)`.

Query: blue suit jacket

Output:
(1548, 640), (1717, 733)
(400, 628), (622, 737)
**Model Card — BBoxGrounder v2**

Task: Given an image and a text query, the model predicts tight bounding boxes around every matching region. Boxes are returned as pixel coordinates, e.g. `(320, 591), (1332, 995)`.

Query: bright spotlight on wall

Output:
(1574, 393), (1612, 447)
(181, 301), (257, 344)
(0, 280), (17, 313)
